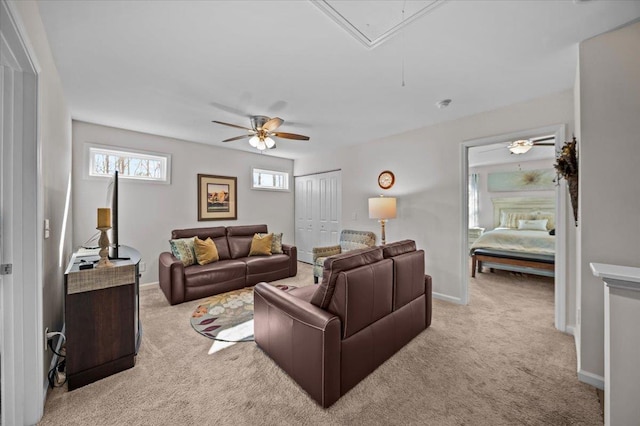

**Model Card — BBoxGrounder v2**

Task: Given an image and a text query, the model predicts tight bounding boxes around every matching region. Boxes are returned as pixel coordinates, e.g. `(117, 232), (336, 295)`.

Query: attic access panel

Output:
(312, 0), (446, 48)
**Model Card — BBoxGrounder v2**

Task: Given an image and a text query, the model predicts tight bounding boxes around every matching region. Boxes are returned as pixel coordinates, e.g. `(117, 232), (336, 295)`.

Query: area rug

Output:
(190, 284), (293, 341)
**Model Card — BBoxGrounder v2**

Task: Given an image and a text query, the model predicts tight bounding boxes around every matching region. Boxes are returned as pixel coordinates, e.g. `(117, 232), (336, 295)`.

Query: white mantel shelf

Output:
(590, 262), (640, 290)
(591, 262), (640, 426)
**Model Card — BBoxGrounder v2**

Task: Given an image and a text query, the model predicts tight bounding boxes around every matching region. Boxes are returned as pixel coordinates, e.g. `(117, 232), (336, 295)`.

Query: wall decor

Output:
(554, 136), (579, 225)
(197, 174), (237, 221)
(487, 169), (555, 192)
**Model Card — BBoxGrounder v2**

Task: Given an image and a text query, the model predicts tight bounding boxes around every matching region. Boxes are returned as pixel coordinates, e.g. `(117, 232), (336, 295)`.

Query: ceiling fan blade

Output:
(532, 142), (555, 146)
(262, 117), (284, 132)
(212, 120), (253, 131)
(272, 132), (310, 141)
(222, 134), (251, 143)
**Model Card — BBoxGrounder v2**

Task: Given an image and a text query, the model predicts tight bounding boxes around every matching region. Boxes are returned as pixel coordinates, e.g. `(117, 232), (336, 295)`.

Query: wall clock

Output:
(378, 170), (395, 190)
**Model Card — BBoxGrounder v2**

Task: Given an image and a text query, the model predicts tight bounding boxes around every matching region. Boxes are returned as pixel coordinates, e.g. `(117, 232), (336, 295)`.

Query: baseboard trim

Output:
(42, 323), (66, 402)
(433, 292), (463, 304)
(140, 281), (159, 289)
(565, 325), (576, 336)
(578, 369), (605, 390)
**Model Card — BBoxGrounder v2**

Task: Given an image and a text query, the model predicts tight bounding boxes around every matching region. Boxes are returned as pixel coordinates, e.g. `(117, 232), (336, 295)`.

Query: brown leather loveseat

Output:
(159, 224), (297, 305)
(254, 240), (432, 408)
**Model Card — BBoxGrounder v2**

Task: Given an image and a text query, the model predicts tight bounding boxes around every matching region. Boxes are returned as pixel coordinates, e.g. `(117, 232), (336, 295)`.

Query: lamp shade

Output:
(369, 196), (396, 219)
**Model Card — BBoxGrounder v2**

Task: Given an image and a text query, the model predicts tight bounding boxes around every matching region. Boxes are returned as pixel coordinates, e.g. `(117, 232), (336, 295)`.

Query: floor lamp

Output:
(368, 196), (397, 245)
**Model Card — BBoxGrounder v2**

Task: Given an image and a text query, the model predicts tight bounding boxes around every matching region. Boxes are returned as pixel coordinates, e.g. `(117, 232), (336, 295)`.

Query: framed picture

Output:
(197, 174), (237, 221)
(487, 169), (555, 192)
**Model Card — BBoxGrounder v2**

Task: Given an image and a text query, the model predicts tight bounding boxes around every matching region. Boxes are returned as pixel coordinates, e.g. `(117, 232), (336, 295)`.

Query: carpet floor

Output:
(39, 263), (603, 425)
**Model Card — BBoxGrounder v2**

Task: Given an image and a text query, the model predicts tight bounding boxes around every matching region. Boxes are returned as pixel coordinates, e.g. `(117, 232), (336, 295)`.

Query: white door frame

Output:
(460, 124), (568, 332)
(1, 1), (44, 424)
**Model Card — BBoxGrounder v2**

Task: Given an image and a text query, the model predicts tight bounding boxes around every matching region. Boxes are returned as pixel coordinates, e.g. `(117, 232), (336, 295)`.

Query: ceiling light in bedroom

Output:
(508, 139), (534, 154)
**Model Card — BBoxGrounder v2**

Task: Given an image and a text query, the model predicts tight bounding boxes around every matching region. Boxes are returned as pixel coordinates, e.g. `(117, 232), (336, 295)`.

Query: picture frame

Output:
(197, 174), (237, 221)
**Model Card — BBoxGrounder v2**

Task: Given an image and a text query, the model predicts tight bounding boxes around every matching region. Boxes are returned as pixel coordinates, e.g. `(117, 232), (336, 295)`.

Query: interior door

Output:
(294, 170), (342, 264)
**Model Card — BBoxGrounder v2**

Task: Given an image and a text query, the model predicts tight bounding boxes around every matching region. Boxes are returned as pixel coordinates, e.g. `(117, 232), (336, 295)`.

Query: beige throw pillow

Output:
(249, 233), (273, 256)
(194, 237), (219, 265)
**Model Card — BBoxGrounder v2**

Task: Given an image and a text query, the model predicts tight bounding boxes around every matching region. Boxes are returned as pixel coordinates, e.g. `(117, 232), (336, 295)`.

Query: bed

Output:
(470, 197), (556, 278)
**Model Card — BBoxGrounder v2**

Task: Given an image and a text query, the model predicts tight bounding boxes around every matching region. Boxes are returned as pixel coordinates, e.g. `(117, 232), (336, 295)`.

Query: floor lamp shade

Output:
(369, 196), (396, 245)
(368, 196), (397, 220)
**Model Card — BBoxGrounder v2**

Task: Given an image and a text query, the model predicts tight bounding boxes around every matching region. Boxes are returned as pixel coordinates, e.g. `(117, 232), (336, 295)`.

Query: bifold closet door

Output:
(294, 171), (341, 264)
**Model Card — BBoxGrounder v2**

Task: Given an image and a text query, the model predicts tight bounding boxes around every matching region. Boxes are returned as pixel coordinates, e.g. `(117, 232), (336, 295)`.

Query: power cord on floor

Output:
(47, 333), (67, 388)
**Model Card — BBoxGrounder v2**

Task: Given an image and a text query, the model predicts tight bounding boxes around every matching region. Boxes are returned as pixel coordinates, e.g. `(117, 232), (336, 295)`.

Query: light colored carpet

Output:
(39, 263), (603, 425)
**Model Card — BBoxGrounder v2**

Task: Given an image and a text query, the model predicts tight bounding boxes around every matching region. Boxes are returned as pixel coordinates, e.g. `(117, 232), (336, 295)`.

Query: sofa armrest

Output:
(282, 244), (297, 276)
(159, 252), (185, 305)
(254, 282), (341, 408)
(425, 275), (432, 328)
(312, 245), (341, 262)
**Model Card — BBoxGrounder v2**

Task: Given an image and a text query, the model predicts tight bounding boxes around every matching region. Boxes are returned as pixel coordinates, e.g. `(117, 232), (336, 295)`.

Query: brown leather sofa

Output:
(159, 224), (297, 305)
(254, 240), (432, 408)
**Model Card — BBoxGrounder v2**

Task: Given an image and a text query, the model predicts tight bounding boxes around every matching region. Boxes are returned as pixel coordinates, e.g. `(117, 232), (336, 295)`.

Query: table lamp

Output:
(368, 196), (397, 245)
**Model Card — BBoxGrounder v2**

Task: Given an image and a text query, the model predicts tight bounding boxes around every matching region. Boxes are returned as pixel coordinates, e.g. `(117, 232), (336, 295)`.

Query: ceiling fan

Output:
(507, 135), (555, 154)
(212, 115), (310, 151)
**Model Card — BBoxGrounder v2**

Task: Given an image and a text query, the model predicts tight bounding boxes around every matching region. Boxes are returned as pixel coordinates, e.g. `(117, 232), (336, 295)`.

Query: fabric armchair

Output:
(312, 230), (376, 283)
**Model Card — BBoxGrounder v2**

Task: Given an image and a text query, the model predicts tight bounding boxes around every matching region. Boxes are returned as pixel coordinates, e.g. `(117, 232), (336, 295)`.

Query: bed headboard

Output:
(492, 197), (555, 228)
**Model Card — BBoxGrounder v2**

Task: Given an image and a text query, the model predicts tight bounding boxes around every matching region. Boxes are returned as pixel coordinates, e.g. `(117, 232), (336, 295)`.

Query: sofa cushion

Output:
(172, 227), (231, 260)
(169, 237), (196, 266)
(183, 259), (246, 288)
(382, 239), (416, 258)
(244, 254), (291, 275)
(194, 237), (219, 265)
(259, 232), (283, 254)
(328, 258), (393, 339)
(249, 233), (273, 256)
(392, 250), (426, 310)
(227, 224), (269, 258)
(310, 246), (383, 309)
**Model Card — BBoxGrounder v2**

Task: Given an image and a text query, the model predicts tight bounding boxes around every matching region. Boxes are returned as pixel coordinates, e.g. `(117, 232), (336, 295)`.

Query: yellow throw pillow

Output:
(194, 237), (219, 265)
(249, 233), (273, 256)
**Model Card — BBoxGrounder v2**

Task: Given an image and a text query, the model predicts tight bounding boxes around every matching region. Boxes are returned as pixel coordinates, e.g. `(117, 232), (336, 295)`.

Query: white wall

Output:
(295, 89), (574, 304)
(72, 121), (294, 284)
(8, 0), (72, 422)
(576, 21), (640, 386)
(470, 158), (555, 230)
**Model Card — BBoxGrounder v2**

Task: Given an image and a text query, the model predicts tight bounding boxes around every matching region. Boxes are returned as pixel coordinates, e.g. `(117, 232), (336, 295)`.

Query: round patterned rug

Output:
(190, 284), (293, 341)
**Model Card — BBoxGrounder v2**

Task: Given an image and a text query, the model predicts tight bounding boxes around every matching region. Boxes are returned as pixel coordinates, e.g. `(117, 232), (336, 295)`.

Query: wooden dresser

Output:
(64, 246), (141, 390)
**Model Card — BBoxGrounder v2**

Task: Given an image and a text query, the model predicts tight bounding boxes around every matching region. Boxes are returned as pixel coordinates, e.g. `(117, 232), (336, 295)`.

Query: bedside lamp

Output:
(368, 196), (397, 245)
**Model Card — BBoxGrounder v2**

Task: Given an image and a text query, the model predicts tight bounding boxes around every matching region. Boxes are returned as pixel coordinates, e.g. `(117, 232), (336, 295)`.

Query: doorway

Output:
(1, 1), (43, 423)
(294, 170), (342, 264)
(461, 124), (568, 332)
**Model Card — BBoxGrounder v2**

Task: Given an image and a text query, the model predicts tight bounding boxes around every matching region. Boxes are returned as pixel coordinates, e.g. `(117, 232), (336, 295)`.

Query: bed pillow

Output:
(518, 219), (548, 231)
(501, 212), (535, 228)
(169, 237), (196, 266)
(533, 211), (555, 231)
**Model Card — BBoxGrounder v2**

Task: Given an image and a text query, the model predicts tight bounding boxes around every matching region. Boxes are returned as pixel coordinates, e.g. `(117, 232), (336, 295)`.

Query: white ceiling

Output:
(37, 0), (640, 160)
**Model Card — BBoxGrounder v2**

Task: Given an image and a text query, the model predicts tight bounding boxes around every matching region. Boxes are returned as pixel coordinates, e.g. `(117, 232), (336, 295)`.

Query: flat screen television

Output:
(107, 170), (129, 260)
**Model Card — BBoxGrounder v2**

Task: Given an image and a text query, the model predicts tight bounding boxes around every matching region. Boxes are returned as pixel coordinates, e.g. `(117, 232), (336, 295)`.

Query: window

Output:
(87, 144), (171, 183)
(468, 173), (479, 228)
(251, 168), (289, 191)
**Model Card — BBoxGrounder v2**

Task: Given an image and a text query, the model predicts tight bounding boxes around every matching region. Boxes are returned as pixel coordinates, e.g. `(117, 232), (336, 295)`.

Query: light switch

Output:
(44, 219), (50, 239)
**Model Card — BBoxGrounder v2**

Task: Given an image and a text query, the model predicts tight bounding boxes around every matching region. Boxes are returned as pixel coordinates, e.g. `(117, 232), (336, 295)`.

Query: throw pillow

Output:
(517, 219), (548, 231)
(258, 232), (283, 254)
(194, 237), (219, 265)
(249, 233), (273, 256)
(169, 237), (196, 266)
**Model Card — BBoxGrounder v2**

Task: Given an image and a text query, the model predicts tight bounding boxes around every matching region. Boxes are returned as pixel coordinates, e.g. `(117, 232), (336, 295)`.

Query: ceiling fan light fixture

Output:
(249, 135), (259, 148)
(256, 139), (267, 150)
(508, 139), (534, 154)
(265, 137), (275, 149)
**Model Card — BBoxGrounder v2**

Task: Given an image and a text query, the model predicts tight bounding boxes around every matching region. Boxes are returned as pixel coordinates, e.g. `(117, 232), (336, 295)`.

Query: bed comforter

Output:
(470, 228), (555, 255)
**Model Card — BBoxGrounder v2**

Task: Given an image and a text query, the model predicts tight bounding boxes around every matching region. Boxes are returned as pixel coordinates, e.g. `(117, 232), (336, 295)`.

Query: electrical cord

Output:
(47, 333), (67, 388)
